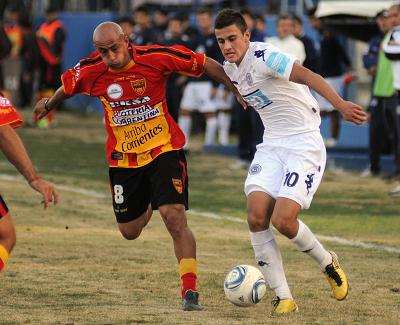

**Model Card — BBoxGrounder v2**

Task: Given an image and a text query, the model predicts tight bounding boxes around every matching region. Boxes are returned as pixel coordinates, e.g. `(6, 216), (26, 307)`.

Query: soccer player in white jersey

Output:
(214, 9), (367, 315)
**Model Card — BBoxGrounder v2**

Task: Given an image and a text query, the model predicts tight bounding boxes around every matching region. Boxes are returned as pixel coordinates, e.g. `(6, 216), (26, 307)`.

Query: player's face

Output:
(215, 24), (250, 65)
(95, 34), (131, 69)
(388, 7), (400, 28)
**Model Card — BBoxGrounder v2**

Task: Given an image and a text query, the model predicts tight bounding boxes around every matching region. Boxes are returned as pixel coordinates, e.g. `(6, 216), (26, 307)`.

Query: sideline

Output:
(1, 173), (399, 254)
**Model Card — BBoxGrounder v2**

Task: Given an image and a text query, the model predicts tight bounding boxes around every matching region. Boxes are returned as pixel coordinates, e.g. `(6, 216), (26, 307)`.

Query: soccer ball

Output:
(224, 264), (267, 307)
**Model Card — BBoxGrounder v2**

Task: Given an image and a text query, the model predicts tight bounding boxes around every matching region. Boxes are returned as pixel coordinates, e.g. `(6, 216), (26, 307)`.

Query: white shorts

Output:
(314, 76), (344, 112)
(180, 81), (217, 113)
(244, 132), (326, 209)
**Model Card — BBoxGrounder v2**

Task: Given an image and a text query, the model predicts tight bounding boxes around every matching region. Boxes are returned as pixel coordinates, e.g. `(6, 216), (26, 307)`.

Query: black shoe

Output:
(182, 289), (203, 311)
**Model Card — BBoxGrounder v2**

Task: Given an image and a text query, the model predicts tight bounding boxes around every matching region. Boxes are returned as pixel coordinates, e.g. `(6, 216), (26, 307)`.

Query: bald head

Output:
(93, 21), (124, 44)
(93, 21), (131, 69)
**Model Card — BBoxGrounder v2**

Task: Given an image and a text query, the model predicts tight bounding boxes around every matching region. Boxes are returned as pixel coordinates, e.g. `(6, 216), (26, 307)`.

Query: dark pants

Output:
(234, 102), (264, 161)
(368, 95), (398, 174)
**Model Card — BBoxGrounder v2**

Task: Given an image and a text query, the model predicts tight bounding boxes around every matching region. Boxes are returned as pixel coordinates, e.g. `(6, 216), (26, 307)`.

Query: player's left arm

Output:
(0, 125), (59, 208)
(204, 57), (248, 109)
(289, 63), (367, 125)
(34, 86), (70, 120)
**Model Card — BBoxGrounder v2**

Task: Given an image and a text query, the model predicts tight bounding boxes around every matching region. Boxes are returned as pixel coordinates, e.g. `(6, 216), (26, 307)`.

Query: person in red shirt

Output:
(0, 92), (58, 273)
(34, 21), (245, 311)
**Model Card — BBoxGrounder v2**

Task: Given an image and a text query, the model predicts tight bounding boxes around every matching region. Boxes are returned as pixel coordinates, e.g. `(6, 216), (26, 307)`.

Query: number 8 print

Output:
(114, 184), (124, 204)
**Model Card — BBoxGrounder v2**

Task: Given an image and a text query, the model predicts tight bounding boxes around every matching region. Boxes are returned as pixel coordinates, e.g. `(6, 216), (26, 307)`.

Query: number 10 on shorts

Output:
(114, 184), (124, 204)
(283, 172), (299, 187)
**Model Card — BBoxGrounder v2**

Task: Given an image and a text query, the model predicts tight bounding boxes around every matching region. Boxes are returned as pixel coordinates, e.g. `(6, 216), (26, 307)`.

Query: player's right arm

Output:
(34, 86), (69, 120)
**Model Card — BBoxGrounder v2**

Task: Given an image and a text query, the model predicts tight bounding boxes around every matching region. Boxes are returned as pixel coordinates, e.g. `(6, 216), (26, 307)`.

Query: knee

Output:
(271, 214), (296, 237)
(247, 209), (268, 232)
(119, 226), (142, 240)
(159, 205), (187, 236)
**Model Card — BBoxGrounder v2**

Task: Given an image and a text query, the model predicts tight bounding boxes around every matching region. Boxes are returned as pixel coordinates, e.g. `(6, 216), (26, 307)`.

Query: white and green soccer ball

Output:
(224, 264), (267, 307)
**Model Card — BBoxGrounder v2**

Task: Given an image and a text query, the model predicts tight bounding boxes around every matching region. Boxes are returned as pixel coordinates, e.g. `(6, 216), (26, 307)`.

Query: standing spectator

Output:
(179, 8), (225, 149)
(362, 10), (395, 177)
(0, 22), (11, 93)
(383, 4), (400, 193)
(266, 15), (306, 64)
(254, 14), (267, 39)
(118, 16), (135, 42)
(132, 5), (156, 46)
(35, 6), (65, 128)
(152, 6), (169, 44)
(3, 6), (22, 59)
(293, 15), (319, 72)
(308, 8), (352, 147)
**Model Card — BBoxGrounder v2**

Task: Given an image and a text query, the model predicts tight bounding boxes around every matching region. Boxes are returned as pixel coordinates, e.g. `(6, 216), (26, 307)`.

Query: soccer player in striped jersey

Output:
(214, 9), (366, 315)
(34, 21), (246, 311)
(0, 92), (58, 273)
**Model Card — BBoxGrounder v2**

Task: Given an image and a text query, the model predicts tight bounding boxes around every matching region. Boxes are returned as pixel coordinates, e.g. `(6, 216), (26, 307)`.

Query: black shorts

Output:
(0, 194), (9, 219)
(109, 150), (189, 223)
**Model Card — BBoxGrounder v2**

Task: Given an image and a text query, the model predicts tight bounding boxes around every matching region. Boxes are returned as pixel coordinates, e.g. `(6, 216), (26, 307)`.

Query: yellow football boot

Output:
(271, 297), (299, 315)
(324, 251), (349, 301)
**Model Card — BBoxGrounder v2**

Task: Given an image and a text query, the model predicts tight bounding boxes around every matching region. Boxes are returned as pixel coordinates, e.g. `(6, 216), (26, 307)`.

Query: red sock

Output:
(181, 272), (197, 297)
(0, 259), (4, 272)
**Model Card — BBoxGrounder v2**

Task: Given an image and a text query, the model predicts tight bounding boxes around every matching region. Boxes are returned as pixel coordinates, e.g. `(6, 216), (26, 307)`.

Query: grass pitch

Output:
(0, 111), (399, 324)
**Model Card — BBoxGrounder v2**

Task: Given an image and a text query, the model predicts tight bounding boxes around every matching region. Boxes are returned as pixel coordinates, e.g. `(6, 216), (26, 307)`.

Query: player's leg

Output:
(109, 167), (152, 240)
(245, 150), (297, 314)
(149, 150), (202, 310)
(276, 132), (348, 300)
(0, 196), (16, 272)
(204, 111), (217, 145)
(178, 82), (196, 150)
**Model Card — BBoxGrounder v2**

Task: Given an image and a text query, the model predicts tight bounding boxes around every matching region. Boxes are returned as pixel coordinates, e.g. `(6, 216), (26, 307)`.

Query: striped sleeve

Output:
(0, 94), (23, 128)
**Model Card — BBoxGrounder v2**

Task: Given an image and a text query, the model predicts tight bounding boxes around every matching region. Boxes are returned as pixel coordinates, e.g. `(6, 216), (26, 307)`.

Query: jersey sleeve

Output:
(253, 44), (297, 80)
(156, 45), (205, 77)
(61, 54), (103, 96)
(0, 94), (23, 128)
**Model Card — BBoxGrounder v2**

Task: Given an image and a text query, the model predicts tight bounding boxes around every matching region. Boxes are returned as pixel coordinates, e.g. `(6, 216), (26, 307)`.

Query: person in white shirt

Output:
(266, 15), (306, 64)
(214, 9), (366, 315)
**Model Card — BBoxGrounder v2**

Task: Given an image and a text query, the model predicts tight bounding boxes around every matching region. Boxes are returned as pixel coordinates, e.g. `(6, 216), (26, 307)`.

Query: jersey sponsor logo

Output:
(0, 96), (12, 107)
(107, 83), (123, 99)
(172, 178), (183, 194)
(111, 105), (161, 126)
(120, 123), (164, 152)
(131, 78), (146, 96)
(249, 164), (262, 175)
(109, 96), (151, 108)
(243, 89), (272, 110)
(192, 57), (198, 71)
(254, 49), (266, 61)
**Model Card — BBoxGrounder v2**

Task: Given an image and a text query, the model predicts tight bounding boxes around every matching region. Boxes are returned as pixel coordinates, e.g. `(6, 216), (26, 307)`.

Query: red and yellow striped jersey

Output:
(62, 44), (205, 168)
(0, 92), (23, 128)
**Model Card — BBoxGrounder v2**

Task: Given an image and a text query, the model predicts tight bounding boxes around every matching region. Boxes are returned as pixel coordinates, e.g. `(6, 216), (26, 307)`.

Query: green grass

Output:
(0, 111), (400, 324)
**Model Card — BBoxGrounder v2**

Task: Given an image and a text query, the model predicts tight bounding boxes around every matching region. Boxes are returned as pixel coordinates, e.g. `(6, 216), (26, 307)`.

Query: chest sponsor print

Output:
(243, 89), (272, 111)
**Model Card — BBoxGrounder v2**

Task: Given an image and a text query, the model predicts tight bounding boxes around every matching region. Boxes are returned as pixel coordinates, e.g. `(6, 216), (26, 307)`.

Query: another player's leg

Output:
(247, 190), (298, 315)
(158, 203), (202, 311)
(271, 198), (348, 301)
(204, 111), (217, 145)
(0, 196), (16, 272)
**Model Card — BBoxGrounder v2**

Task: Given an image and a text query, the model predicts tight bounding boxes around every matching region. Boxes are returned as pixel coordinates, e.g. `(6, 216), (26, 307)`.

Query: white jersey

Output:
(383, 26), (400, 90)
(223, 42), (321, 139)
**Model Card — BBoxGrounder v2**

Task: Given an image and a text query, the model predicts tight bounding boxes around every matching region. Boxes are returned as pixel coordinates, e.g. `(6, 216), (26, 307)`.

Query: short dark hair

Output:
(292, 15), (303, 25)
(215, 9), (247, 33)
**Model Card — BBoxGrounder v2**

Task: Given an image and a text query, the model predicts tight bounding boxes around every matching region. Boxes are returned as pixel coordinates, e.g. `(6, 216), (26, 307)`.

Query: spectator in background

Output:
(383, 4), (400, 193)
(152, 6), (169, 44)
(179, 7), (227, 150)
(132, 5), (156, 46)
(308, 8), (352, 147)
(362, 10), (395, 178)
(118, 16), (135, 42)
(241, 8), (265, 42)
(3, 6), (22, 59)
(0, 22), (11, 93)
(19, 15), (39, 107)
(162, 14), (192, 121)
(266, 15), (306, 64)
(293, 15), (319, 72)
(254, 14), (267, 39)
(35, 6), (65, 128)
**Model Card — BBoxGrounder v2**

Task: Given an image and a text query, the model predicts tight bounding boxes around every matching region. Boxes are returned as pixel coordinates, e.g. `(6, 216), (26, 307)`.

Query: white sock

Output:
(204, 116), (217, 145)
(250, 229), (293, 299)
(178, 115), (192, 149)
(291, 220), (332, 270)
(217, 111), (231, 145)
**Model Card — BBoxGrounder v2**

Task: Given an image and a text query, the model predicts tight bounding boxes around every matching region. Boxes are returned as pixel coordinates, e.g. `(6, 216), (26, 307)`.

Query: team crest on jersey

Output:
(172, 178), (183, 194)
(249, 164), (262, 175)
(107, 83), (123, 99)
(246, 73), (253, 86)
(131, 78), (146, 96)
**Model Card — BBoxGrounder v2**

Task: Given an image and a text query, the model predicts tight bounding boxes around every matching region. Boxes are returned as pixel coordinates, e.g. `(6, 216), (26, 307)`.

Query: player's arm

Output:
(204, 57), (248, 109)
(0, 125), (59, 208)
(34, 86), (70, 120)
(289, 63), (367, 125)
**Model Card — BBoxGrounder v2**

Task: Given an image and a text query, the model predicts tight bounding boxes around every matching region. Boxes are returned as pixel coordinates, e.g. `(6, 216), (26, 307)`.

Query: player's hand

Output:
(235, 93), (249, 110)
(29, 178), (59, 209)
(336, 100), (367, 125)
(33, 98), (50, 120)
